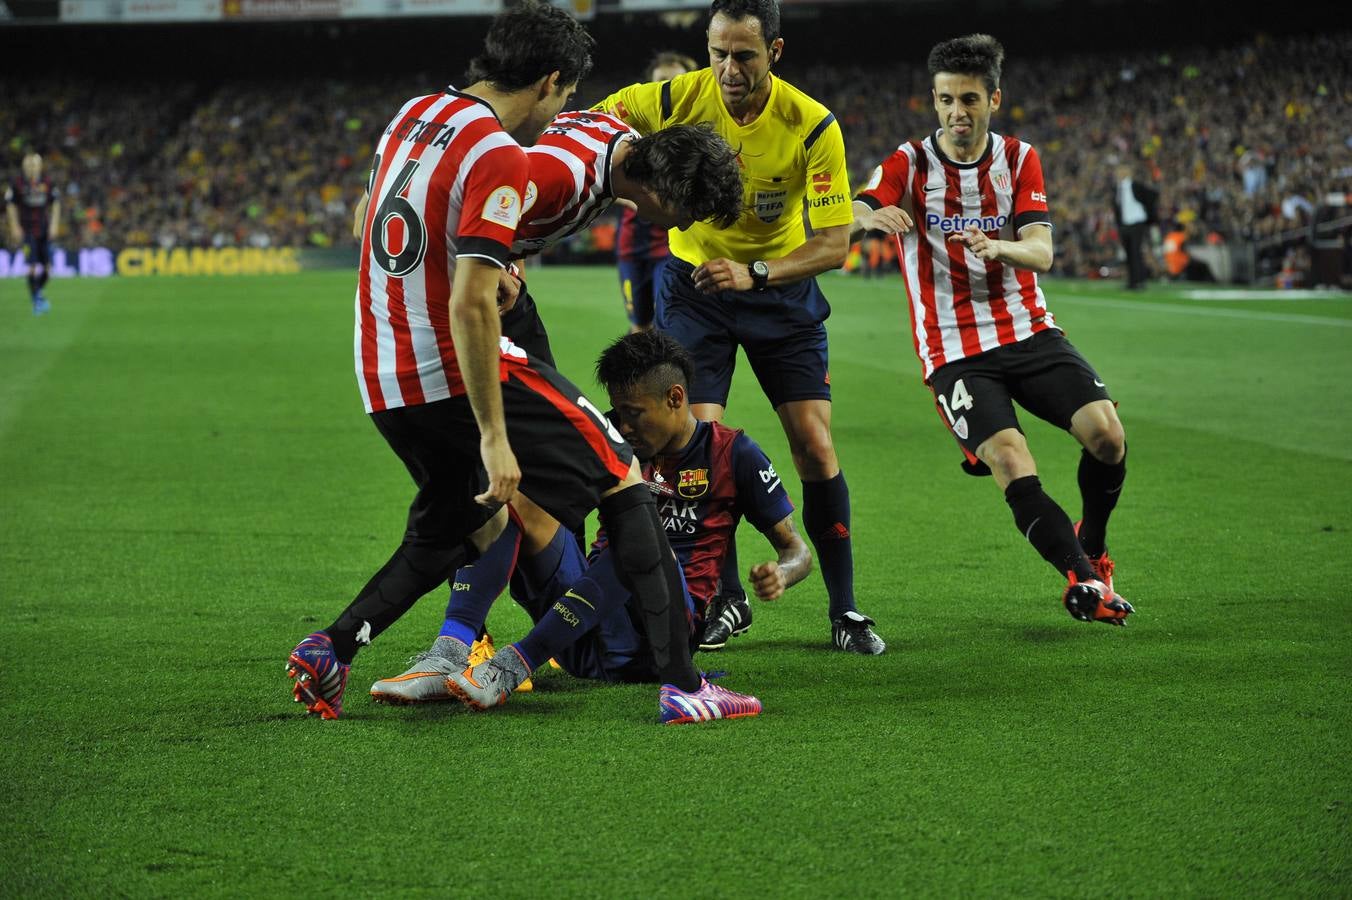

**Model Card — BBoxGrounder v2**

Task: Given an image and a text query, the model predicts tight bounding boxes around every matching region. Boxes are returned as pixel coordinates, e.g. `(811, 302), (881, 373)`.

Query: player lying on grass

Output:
(371, 330), (812, 723)
(851, 33), (1132, 625)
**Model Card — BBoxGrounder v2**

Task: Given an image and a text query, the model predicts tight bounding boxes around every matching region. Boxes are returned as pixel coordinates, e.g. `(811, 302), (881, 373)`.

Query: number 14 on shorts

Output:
(937, 378), (974, 440)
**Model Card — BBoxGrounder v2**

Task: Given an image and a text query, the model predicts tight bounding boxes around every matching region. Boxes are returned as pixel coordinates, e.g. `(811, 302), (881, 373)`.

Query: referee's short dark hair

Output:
(467, 0), (594, 92)
(928, 33), (1005, 96)
(709, 0), (780, 45)
(596, 331), (695, 398)
(624, 124), (744, 230)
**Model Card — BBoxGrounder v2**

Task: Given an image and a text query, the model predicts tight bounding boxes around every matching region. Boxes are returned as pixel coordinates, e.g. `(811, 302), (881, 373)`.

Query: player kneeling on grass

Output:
(851, 33), (1132, 625)
(371, 331), (812, 723)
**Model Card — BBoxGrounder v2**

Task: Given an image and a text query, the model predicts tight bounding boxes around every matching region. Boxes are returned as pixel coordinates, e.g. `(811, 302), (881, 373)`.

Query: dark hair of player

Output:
(623, 123), (745, 230)
(596, 330), (696, 399)
(709, 0), (781, 45)
(465, 0), (595, 92)
(645, 51), (699, 81)
(927, 33), (1004, 96)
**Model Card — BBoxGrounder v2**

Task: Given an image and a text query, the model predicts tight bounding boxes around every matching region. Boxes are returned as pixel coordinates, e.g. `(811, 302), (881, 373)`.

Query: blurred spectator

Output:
(1, 29), (1348, 284)
(1111, 159), (1161, 290)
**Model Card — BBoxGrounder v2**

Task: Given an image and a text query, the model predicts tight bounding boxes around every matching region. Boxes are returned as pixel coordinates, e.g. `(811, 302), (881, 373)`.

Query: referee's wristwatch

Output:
(748, 259), (770, 291)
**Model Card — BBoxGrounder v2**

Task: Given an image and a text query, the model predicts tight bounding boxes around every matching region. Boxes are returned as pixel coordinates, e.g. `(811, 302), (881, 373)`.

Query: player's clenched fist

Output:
(750, 561), (786, 601)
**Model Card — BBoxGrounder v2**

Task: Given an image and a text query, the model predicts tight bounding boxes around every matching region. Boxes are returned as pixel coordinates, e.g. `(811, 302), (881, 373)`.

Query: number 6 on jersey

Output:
(369, 153), (428, 277)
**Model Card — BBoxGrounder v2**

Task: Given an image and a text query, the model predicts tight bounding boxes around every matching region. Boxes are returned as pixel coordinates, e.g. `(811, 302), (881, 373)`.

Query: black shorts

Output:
(23, 235), (50, 269)
(656, 257), (832, 409)
(370, 356), (634, 543)
(928, 329), (1112, 456)
(499, 290), (555, 368)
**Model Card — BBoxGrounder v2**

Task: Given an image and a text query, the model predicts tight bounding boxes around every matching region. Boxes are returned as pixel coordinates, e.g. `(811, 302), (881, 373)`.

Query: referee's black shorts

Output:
(370, 354), (634, 544)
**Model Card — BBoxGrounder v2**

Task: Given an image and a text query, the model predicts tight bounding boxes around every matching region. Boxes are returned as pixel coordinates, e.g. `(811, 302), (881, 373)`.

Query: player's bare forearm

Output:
(352, 191), (369, 240)
(5, 207), (19, 243)
(450, 260), (520, 505)
(48, 202), (61, 240)
(850, 199), (913, 244)
(749, 515), (812, 601)
(948, 222), (1053, 274)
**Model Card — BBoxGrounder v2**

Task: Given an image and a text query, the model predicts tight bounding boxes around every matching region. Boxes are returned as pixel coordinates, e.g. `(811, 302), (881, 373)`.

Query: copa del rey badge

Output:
(678, 468), (709, 499)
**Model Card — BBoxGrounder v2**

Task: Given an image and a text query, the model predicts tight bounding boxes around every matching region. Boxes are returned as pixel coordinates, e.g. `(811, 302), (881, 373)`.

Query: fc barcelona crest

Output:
(678, 468), (709, 499)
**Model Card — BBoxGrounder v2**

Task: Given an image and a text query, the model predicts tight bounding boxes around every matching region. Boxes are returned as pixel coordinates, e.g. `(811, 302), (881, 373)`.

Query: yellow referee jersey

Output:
(595, 68), (853, 266)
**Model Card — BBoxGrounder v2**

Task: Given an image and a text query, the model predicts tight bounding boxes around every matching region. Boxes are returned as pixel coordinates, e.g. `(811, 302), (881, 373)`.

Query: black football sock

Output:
(600, 483), (701, 691)
(803, 471), (856, 620)
(717, 539), (746, 603)
(1076, 445), (1127, 558)
(1004, 475), (1096, 583)
(327, 541), (469, 663)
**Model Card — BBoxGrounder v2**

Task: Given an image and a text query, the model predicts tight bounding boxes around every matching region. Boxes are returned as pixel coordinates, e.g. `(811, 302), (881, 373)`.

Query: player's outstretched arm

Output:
(749, 515), (812, 601)
(948, 222), (1053, 274)
(450, 258), (520, 506)
(850, 199), (913, 244)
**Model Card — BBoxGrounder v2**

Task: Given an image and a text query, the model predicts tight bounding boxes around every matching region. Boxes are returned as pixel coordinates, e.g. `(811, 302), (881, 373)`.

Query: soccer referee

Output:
(595, 0), (884, 654)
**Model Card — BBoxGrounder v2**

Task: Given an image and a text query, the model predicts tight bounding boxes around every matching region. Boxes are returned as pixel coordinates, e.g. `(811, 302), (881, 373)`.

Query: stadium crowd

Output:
(4, 30), (1348, 280)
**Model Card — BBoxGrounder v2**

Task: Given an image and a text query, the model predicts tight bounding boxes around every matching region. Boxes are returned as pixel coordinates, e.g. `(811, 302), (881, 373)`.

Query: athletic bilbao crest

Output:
(993, 172), (1011, 193)
(678, 468), (709, 499)
(812, 173), (832, 194)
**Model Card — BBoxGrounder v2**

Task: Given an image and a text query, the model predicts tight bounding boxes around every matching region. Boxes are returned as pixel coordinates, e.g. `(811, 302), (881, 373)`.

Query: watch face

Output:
(752, 261), (769, 277)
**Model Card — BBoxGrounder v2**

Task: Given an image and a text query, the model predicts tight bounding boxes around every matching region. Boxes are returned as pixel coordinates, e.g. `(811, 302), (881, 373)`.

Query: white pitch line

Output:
(1183, 289), (1351, 301)
(1054, 293), (1352, 328)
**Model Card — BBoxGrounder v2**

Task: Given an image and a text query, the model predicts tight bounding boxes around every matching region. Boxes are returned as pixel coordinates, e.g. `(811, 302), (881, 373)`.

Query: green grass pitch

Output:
(2, 267), (1349, 896)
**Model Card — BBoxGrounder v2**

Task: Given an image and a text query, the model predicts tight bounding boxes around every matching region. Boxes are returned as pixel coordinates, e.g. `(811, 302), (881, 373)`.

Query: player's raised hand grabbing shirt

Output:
(857, 130), (1055, 381)
(595, 69), (853, 265)
(355, 87), (529, 414)
(513, 110), (636, 258)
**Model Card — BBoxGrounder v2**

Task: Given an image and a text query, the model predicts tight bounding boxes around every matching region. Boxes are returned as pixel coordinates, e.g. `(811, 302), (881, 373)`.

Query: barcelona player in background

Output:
(615, 51), (699, 333)
(6, 152), (60, 315)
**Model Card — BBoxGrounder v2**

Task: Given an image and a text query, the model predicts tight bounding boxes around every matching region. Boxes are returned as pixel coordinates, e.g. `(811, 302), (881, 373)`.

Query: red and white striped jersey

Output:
(857, 130), (1054, 381)
(354, 88), (530, 414)
(513, 110), (636, 258)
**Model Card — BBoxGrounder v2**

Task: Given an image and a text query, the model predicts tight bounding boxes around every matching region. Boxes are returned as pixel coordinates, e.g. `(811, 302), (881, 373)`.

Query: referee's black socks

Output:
(600, 483), (702, 692)
(1004, 475), (1096, 584)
